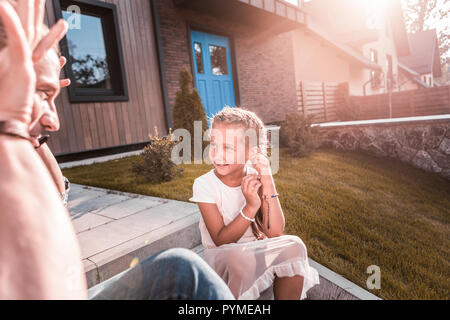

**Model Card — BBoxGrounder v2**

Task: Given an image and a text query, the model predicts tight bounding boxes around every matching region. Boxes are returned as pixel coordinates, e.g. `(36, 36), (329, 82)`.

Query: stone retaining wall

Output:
(318, 118), (450, 180)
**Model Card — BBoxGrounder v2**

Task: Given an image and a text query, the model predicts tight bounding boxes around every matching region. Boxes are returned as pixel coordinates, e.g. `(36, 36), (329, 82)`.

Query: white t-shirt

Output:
(189, 165), (259, 248)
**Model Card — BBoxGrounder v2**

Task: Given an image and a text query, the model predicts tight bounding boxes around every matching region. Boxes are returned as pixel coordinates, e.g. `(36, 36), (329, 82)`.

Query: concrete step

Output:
(69, 184), (202, 288)
(70, 184), (380, 300)
(191, 245), (381, 300)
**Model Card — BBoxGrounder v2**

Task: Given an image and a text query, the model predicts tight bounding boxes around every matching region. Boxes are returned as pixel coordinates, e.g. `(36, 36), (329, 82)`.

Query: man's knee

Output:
(139, 248), (233, 300)
(149, 248), (204, 271)
(138, 247), (213, 285)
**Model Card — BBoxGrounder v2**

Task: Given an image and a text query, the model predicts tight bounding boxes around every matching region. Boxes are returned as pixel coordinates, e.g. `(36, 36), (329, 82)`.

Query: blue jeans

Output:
(88, 248), (234, 300)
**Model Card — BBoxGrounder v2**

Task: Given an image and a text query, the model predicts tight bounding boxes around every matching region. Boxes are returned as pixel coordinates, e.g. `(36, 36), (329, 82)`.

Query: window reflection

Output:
(62, 11), (112, 89)
(209, 45), (228, 76)
(194, 42), (204, 74)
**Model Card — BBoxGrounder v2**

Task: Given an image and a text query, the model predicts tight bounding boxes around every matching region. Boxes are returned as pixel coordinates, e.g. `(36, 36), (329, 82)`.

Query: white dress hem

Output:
(239, 259), (320, 300)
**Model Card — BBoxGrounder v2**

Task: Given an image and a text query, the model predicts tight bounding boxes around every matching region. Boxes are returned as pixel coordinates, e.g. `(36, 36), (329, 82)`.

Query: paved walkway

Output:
(68, 184), (201, 288)
(69, 183), (380, 300)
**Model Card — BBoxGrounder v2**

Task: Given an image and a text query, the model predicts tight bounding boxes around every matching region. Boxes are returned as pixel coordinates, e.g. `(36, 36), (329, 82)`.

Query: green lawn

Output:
(63, 148), (450, 300)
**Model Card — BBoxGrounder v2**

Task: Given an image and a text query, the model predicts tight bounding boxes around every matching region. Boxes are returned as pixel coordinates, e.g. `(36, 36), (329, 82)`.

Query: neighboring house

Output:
(45, 0), (309, 158)
(437, 63), (450, 85)
(397, 62), (429, 91)
(45, 0), (166, 157)
(44, 0), (425, 158)
(291, 0), (410, 96)
(155, 0), (306, 126)
(399, 29), (442, 89)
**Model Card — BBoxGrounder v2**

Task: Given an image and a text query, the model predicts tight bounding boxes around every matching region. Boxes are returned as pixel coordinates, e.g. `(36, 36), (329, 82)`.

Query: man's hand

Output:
(0, 0), (35, 124)
(0, 0), (67, 125)
(59, 55), (71, 88)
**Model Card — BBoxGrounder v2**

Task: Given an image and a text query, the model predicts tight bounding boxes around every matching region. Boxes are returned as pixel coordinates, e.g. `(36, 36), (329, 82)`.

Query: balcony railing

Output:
(174, 0), (307, 27)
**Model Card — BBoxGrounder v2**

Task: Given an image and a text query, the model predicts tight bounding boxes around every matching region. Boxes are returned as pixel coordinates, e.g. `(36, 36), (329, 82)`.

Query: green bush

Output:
(131, 127), (183, 183)
(280, 112), (321, 157)
(172, 69), (208, 160)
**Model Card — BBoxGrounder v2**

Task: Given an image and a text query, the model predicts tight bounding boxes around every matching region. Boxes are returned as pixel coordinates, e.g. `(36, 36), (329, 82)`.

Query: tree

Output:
(71, 54), (110, 87)
(171, 69), (208, 160)
(401, 0), (449, 66)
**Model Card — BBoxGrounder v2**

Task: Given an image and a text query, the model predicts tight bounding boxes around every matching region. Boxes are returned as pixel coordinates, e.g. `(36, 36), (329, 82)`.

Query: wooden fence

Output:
(350, 85), (450, 120)
(297, 81), (450, 123)
(297, 81), (346, 123)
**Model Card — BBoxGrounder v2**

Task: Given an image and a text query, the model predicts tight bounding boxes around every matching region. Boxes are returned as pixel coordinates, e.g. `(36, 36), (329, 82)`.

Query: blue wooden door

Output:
(190, 30), (236, 120)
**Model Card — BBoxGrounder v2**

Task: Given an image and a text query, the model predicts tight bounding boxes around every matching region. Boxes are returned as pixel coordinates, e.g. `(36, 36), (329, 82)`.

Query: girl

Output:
(189, 107), (319, 300)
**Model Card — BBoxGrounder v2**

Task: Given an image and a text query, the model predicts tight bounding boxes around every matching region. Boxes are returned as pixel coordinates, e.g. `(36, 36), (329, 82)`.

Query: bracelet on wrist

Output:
(263, 193), (279, 200)
(240, 208), (255, 223)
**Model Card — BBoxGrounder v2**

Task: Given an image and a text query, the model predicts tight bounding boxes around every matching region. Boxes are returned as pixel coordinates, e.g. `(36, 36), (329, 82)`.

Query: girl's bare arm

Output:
(197, 175), (262, 246)
(250, 151), (285, 237)
(198, 202), (258, 247)
(259, 175), (285, 238)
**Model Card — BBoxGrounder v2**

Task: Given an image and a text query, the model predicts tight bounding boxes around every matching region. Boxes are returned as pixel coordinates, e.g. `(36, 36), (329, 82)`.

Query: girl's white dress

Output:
(189, 166), (320, 300)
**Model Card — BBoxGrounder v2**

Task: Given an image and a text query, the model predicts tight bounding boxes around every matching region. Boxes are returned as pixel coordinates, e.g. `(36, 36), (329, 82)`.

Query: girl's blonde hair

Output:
(211, 106), (269, 156)
(211, 106), (269, 240)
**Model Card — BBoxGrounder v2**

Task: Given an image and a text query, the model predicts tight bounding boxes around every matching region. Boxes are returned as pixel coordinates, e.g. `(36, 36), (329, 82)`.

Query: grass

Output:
(63, 148), (450, 300)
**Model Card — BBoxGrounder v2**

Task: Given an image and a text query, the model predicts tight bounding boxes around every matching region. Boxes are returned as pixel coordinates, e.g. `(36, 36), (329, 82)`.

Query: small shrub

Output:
(172, 69), (208, 160)
(280, 112), (321, 157)
(131, 127), (184, 183)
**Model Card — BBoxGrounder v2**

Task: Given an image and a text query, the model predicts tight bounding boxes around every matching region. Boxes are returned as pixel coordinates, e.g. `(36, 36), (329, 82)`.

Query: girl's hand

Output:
(0, 0), (67, 125)
(249, 147), (272, 177)
(241, 174), (262, 212)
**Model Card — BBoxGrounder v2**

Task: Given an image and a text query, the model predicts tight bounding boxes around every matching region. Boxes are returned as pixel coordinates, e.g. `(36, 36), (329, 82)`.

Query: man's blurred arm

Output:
(0, 135), (87, 299)
(36, 142), (66, 193)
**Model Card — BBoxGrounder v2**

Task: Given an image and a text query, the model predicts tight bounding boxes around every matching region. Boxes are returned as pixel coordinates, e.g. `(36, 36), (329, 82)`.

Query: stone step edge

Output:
(85, 213), (201, 288)
(60, 151), (143, 169)
(192, 245), (381, 300)
(70, 183), (177, 204)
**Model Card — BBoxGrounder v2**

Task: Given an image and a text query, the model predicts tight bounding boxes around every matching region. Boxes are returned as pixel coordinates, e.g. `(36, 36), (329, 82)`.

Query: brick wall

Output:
(156, 0), (298, 125)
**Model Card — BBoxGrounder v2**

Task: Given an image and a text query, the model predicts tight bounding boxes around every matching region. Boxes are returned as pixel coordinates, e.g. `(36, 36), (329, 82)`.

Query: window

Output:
(209, 45), (228, 75)
(54, 0), (128, 102)
(194, 42), (204, 74)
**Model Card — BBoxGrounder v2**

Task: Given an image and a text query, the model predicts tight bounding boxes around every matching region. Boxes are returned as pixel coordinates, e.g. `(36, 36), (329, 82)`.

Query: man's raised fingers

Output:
(33, 0), (45, 46)
(0, 0), (29, 62)
(16, 0), (34, 41)
(32, 18), (67, 62)
(59, 78), (71, 88)
(59, 55), (67, 68)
